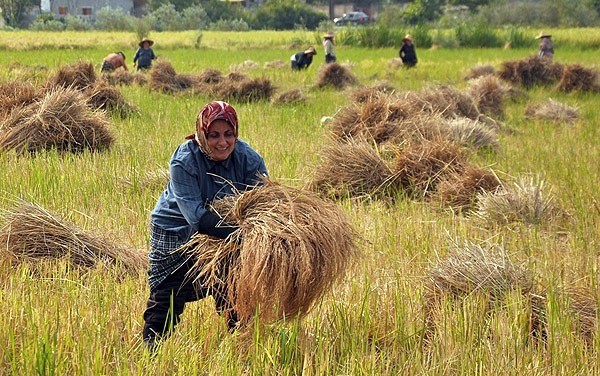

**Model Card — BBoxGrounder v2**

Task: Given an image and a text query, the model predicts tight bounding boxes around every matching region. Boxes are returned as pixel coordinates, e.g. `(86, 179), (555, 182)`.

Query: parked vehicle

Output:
(333, 11), (369, 26)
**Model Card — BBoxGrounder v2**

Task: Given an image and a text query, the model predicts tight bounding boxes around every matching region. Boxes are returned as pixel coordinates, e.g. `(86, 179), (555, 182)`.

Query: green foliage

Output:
(250, 0), (327, 30)
(503, 26), (535, 49)
(63, 15), (92, 31)
(403, 0), (444, 25)
(94, 7), (135, 31)
(455, 21), (502, 47)
(335, 24), (404, 47)
(376, 4), (406, 29)
(0, 0), (37, 27)
(133, 17), (152, 42)
(411, 24), (433, 48)
(29, 17), (65, 31)
(147, 3), (182, 31)
(149, 0), (199, 12)
(181, 5), (210, 30)
(201, 0), (247, 22)
(209, 18), (250, 31)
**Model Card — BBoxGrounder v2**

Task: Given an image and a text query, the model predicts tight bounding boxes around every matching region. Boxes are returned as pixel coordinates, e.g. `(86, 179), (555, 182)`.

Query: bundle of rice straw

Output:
(150, 60), (195, 93)
(272, 88), (307, 105)
(316, 62), (359, 89)
(45, 61), (97, 91)
(390, 140), (468, 198)
(310, 138), (394, 198)
(464, 64), (495, 80)
(0, 86), (113, 154)
(0, 200), (147, 275)
(556, 64), (600, 93)
(467, 75), (509, 118)
(85, 82), (139, 117)
(351, 82), (396, 103)
(214, 77), (275, 102)
(230, 60), (259, 71)
(435, 166), (501, 211)
(264, 60), (286, 69)
(101, 70), (137, 86)
(196, 69), (224, 84)
(562, 287), (598, 343)
(439, 117), (499, 150)
(498, 56), (563, 89)
(184, 179), (359, 324)
(402, 85), (481, 120)
(0, 81), (43, 118)
(524, 99), (579, 124)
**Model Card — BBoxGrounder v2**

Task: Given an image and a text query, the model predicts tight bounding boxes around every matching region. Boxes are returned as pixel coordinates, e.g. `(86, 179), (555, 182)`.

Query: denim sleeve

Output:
(169, 159), (207, 231)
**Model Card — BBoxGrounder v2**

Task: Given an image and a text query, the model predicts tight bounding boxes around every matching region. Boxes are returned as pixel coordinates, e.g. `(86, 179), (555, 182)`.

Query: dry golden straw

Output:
(149, 60), (194, 93)
(464, 64), (495, 80)
(184, 179), (360, 324)
(0, 200), (147, 275)
(0, 81), (43, 119)
(498, 56), (563, 89)
(556, 64), (600, 93)
(525, 99), (579, 124)
(85, 82), (139, 117)
(272, 89), (307, 105)
(467, 75), (509, 118)
(316, 62), (359, 89)
(435, 166), (501, 211)
(45, 61), (97, 91)
(0, 86), (113, 154)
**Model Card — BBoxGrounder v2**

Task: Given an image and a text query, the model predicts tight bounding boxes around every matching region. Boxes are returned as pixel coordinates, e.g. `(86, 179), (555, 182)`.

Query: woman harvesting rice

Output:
(142, 101), (268, 350)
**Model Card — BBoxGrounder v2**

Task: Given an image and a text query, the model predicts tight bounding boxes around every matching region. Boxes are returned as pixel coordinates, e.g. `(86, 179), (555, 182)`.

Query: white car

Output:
(334, 11), (370, 26)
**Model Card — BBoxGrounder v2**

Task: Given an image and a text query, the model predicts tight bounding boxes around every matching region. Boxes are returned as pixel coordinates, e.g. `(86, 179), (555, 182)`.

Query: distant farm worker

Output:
(290, 46), (317, 70)
(399, 34), (418, 68)
(142, 101), (268, 351)
(536, 31), (554, 60)
(133, 38), (156, 71)
(100, 51), (127, 73)
(322, 31), (336, 64)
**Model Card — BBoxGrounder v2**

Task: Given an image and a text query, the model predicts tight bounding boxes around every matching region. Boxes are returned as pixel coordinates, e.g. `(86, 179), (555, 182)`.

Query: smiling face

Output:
(205, 119), (236, 161)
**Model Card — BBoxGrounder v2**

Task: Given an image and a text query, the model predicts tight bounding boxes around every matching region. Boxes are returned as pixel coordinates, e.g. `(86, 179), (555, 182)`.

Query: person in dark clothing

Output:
(399, 34), (418, 68)
(133, 38), (156, 71)
(322, 32), (336, 64)
(536, 31), (554, 60)
(290, 46), (316, 70)
(142, 101), (268, 351)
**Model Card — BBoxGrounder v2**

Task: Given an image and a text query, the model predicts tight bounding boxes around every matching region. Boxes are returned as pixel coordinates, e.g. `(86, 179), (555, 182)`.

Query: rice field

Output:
(0, 30), (598, 374)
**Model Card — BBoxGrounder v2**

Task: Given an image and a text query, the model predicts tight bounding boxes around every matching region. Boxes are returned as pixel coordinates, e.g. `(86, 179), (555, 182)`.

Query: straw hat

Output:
(323, 31), (335, 39)
(403, 34), (413, 42)
(139, 38), (154, 47)
(535, 31), (551, 39)
(305, 46), (317, 55)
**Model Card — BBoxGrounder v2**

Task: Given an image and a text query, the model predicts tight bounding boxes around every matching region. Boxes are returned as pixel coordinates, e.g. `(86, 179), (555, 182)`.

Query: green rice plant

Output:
(455, 21), (503, 48)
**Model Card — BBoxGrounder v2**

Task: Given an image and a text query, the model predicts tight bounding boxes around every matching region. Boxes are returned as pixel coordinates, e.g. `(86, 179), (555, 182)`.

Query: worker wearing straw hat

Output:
(322, 31), (336, 63)
(290, 46), (316, 70)
(133, 38), (156, 71)
(536, 31), (554, 60)
(142, 101), (268, 351)
(399, 34), (418, 68)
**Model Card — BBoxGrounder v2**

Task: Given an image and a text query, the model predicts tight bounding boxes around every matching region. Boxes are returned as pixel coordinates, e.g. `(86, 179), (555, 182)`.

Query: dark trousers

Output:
(142, 260), (237, 342)
(325, 54), (336, 63)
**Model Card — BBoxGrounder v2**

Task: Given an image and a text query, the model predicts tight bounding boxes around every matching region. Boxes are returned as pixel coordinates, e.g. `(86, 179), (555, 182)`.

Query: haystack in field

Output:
(197, 69), (225, 84)
(556, 64), (600, 93)
(0, 87), (113, 154)
(562, 287), (598, 343)
(390, 140), (468, 198)
(272, 88), (307, 105)
(468, 75), (510, 118)
(264, 60), (286, 69)
(464, 64), (495, 80)
(214, 77), (275, 102)
(101, 70), (147, 86)
(474, 176), (560, 225)
(403, 85), (481, 120)
(498, 56), (563, 89)
(149, 60), (195, 93)
(46, 61), (97, 91)
(0, 201), (147, 275)
(525, 99), (579, 124)
(435, 166), (501, 211)
(86, 82), (139, 117)
(440, 117), (499, 149)
(230, 60), (259, 71)
(316, 62), (359, 89)
(310, 138), (394, 198)
(424, 240), (534, 338)
(0, 81), (43, 118)
(184, 179), (359, 324)
(351, 83), (396, 103)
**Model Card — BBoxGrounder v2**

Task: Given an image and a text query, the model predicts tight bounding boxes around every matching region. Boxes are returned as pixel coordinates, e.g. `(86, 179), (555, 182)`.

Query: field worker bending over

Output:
(133, 38), (156, 71)
(290, 46), (316, 70)
(101, 52), (127, 73)
(143, 101), (268, 351)
(536, 32), (554, 60)
(399, 34), (418, 68)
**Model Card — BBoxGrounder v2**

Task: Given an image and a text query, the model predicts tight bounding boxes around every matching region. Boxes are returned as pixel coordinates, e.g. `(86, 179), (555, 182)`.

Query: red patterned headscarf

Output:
(186, 101), (239, 159)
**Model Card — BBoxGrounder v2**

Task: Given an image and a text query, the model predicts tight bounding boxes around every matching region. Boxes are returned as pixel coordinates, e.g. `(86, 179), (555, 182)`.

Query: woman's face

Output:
(205, 119), (236, 161)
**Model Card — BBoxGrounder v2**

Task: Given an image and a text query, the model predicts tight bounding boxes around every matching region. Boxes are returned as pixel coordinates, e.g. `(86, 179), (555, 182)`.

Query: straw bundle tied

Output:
(272, 89), (307, 105)
(402, 86), (481, 120)
(439, 117), (499, 150)
(150, 60), (195, 93)
(498, 56), (563, 89)
(213, 76), (275, 102)
(86, 82), (139, 117)
(197, 69), (224, 84)
(525, 99), (579, 124)
(45, 61), (97, 91)
(0, 201), (147, 275)
(184, 179), (360, 324)
(556, 64), (600, 93)
(101, 70), (147, 86)
(316, 62), (359, 89)
(0, 86), (113, 154)
(310, 138), (394, 198)
(467, 75), (510, 118)
(351, 83), (396, 103)
(0, 81), (43, 119)
(464, 64), (496, 80)
(435, 166), (501, 211)
(562, 287), (598, 342)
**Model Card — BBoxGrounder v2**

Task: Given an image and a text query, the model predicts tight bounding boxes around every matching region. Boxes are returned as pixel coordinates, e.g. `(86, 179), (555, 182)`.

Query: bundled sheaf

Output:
(86, 82), (139, 117)
(556, 64), (600, 93)
(498, 56), (563, 89)
(0, 201), (147, 275)
(316, 62), (359, 89)
(439, 117), (499, 150)
(435, 166), (501, 211)
(467, 75), (510, 118)
(0, 81), (43, 118)
(45, 61), (97, 91)
(402, 85), (481, 121)
(464, 64), (495, 80)
(101, 70), (147, 86)
(150, 60), (195, 93)
(272, 88), (307, 105)
(184, 179), (359, 324)
(214, 76), (275, 102)
(525, 99), (579, 124)
(310, 138), (394, 198)
(351, 83), (396, 103)
(0, 86), (113, 154)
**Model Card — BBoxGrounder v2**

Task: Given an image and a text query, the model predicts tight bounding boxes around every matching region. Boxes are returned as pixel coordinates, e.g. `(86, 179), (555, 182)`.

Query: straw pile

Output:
(272, 88), (307, 105)
(440, 117), (499, 149)
(562, 287), (598, 342)
(435, 166), (501, 211)
(0, 86), (113, 154)
(316, 62), (359, 89)
(525, 99), (579, 124)
(352, 83), (396, 103)
(467, 75), (510, 118)
(45, 61), (97, 91)
(184, 179), (359, 324)
(556, 64), (600, 93)
(149, 60), (195, 93)
(310, 138), (394, 198)
(230, 60), (259, 71)
(474, 176), (559, 225)
(498, 56), (563, 89)
(0, 81), (43, 118)
(101, 70), (147, 86)
(402, 85), (481, 120)
(86, 82), (138, 117)
(264, 60), (286, 69)
(0, 200), (147, 275)
(464, 64), (495, 80)
(197, 69), (225, 84)
(214, 76), (275, 102)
